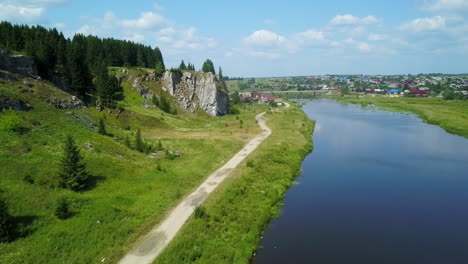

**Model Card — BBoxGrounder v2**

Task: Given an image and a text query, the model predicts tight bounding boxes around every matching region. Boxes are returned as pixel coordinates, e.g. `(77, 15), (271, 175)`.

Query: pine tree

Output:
(0, 197), (12, 243)
(179, 60), (187, 71)
(202, 59), (215, 74)
(134, 129), (144, 152)
(55, 197), (71, 220)
(98, 118), (107, 135)
(219, 66), (223, 79)
(58, 135), (89, 192)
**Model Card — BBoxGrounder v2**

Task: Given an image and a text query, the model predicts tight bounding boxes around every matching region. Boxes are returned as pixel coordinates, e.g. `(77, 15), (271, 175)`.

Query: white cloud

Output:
(368, 33), (390, 41)
(0, 0), (66, 22)
(330, 14), (379, 26)
(295, 29), (325, 42)
(400, 16), (446, 32)
(125, 33), (145, 42)
(424, 0), (468, 11)
(344, 38), (371, 52)
(243, 30), (286, 47)
(121, 11), (165, 30)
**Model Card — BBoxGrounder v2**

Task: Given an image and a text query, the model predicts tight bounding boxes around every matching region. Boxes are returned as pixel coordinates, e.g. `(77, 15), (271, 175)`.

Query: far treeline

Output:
(0, 21), (165, 105)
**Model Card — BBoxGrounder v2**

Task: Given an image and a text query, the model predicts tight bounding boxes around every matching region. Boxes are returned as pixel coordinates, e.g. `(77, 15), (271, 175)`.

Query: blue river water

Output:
(253, 99), (468, 264)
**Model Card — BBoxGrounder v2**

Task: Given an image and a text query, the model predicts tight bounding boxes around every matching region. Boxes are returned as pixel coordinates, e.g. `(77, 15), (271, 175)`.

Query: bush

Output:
(194, 205), (207, 219)
(0, 109), (22, 132)
(98, 118), (107, 135)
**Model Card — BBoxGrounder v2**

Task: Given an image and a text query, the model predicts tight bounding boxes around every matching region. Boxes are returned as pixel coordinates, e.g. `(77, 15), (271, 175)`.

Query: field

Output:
(0, 70), (272, 264)
(155, 103), (314, 264)
(334, 95), (468, 138)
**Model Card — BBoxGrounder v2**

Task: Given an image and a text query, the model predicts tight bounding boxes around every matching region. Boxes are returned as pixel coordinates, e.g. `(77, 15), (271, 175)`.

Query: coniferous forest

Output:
(0, 21), (165, 101)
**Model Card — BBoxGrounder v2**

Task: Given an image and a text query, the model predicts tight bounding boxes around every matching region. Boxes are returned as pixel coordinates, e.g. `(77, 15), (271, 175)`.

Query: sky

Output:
(1, 0), (467, 77)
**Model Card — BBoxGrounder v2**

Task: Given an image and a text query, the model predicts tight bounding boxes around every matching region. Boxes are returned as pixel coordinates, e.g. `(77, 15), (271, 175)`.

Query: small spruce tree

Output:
(134, 129), (144, 152)
(55, 197), (71, 220)
(98, 118), (107, 135)
(58, 135), (89, 192)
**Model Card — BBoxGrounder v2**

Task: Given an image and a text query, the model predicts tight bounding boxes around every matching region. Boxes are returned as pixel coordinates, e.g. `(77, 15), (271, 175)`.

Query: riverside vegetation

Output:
(155, 103), (314, 264)
(334, 96), (468, 138)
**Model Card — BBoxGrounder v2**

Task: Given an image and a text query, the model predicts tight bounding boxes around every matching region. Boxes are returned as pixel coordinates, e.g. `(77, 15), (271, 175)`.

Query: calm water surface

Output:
(253, 99), (468, 264)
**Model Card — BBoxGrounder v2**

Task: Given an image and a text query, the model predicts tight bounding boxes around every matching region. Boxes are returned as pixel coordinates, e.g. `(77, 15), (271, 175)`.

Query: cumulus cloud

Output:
(330, 14), (379, 26)
(400, 16), (446, 32)
(243, 30), (287, 47)
(0, 0), (66, 22)
(121, 11), (165, 30)
(344, 38), (371, 52)
(424, 0), (468, 11)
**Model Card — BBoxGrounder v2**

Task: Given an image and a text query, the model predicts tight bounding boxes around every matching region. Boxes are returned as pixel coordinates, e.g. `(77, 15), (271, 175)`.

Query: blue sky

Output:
(1, 0), (467, 77)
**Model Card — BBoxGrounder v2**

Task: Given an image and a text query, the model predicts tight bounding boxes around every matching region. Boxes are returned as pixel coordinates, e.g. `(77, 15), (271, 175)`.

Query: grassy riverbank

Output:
(0, 72), (264, 264)
(334, 96), (468, 138)
(155, 104), (314, 264)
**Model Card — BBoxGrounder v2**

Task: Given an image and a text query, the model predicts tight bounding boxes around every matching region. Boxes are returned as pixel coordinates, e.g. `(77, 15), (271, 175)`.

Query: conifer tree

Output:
(155, 61), (165, 77)
(219, 66), (223, 79)
(134, 129), (144, 152)
(179, 60), (187, 71)
(202, 59), (215, 74)
(98, 118), (107, 135)
(55, 197), (71, 220)
(59, 135), (89, 192)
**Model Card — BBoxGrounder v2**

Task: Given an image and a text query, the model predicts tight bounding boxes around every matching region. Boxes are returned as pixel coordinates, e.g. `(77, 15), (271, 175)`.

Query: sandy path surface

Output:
(118, 111), (272, 264)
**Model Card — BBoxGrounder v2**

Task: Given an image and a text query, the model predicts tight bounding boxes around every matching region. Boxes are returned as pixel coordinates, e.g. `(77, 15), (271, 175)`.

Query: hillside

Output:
(0, 66), (264, 263)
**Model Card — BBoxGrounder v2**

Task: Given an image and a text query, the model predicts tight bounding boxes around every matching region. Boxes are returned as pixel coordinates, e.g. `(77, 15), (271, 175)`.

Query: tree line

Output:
(0, 21), (165, 102)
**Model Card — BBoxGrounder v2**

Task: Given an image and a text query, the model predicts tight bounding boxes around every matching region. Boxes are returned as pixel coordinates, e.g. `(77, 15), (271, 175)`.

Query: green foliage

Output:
(340, 85), (350, 96)
(0, 197), (13, 243)
(95, 63), (123, 108)
(246, 160), (254, 168)
(194, 205), (207, 219)
(201, 59), (216, 74)
(179, 60), (187, 71)
(134, 129), (144, 153)
(155, 93), (174, 114)
(218, 66), (223, 79)
(58, 135), (89, 191)
(155, 61), (166, 77)
(0, 109), (22, 132)
(55, 197), (71, 220)
(98, 118), (107, 135)
(0, 21), (165, 97)
(269, 100), (278, 107)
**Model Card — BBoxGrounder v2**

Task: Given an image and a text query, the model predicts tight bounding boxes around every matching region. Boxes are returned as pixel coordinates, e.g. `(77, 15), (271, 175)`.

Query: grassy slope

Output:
(334, 96), (468, 138)
(155, 104), (314, 264)
(0, 71), (264, 264)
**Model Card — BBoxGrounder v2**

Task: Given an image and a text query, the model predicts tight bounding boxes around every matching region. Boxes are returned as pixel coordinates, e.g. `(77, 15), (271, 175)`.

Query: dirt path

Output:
(118, 111), (273, 264)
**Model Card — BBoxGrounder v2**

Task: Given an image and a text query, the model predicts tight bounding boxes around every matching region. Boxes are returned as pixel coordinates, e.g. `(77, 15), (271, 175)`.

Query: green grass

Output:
(0, 72), (269, 264)
(333, 95), (468, 138)
(155, 103), (314, 264)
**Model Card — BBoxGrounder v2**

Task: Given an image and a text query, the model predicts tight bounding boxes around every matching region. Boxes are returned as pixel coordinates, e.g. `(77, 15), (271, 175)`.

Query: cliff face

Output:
(0, 49), (37, 77)
(162, 71), (228, 116)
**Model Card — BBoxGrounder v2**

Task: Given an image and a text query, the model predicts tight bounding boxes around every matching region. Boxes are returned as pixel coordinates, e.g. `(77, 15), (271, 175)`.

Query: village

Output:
(227, 74), (468, 99)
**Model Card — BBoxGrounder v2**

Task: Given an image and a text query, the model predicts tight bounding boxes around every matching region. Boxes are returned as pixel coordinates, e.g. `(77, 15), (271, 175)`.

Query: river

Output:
(253, 99), (468, 264)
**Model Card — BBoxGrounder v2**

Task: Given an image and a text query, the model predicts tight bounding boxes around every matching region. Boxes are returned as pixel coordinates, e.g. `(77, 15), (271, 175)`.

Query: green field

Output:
(334, 95), (468, 138)
(0, 70), (274, 264)
(155, 103), (314, 264)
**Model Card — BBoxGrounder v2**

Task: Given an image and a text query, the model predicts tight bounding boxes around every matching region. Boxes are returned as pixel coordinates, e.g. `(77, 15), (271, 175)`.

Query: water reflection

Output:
(253, 99), (468, 264)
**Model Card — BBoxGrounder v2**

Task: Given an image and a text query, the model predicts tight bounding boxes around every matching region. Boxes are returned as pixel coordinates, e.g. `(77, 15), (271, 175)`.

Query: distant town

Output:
(226, 74), (468, 100)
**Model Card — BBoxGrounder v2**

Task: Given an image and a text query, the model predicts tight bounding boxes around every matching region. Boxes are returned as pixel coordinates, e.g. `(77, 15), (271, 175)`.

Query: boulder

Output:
(49, 96), (86, 109)
(0, 95), (32, 111)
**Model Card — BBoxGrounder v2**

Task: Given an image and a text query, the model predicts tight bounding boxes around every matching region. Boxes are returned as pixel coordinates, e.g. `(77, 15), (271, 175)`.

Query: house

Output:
(274, 98), (283, 106)
(388, 89), (400, 94)
(410, 88), (428, 96)
(251, 92), (274, 103)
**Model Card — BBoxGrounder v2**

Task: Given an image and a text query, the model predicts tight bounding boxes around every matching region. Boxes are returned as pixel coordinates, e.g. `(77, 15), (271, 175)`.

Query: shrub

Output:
(98, 118), (107, 135)
(0, 109), (22, 132)
(194, 205), (207, 219)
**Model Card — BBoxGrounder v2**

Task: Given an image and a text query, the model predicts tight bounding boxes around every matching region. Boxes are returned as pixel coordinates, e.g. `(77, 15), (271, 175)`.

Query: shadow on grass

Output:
(82, 174), (106, 192)
(9, 215), (39, 241)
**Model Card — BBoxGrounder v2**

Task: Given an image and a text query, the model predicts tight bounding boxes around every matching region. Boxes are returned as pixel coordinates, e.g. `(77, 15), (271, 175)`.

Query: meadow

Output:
(155, 103), (314, 264)
(0, 72), (267, 264)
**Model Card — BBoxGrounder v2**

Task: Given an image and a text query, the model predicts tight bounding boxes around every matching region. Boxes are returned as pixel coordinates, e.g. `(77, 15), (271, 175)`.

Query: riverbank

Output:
(334, 96), (468, 138)
(154, 103), (314, 264)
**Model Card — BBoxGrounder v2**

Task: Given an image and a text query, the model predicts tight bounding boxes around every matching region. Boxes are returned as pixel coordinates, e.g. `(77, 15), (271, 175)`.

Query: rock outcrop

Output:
(162, 71), (228, 116)
(48, 96), (86, 110)
(0, 48), (37, 77)
(0, 95), (32, 111)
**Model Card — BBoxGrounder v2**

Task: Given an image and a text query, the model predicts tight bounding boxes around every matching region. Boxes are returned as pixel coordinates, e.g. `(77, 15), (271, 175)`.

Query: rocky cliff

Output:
(0, 48), (37, 77)
(162, 71), (228, 116)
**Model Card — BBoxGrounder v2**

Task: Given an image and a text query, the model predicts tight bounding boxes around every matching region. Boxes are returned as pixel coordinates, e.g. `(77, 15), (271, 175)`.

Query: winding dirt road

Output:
(119, 111), (272, 264)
